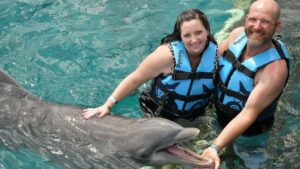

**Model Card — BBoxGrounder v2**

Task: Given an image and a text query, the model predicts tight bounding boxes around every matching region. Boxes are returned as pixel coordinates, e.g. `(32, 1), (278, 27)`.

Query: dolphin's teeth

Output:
(165, 144), (212, 166)
(178, 144), (204, 160)
(87, 144), (98, 153)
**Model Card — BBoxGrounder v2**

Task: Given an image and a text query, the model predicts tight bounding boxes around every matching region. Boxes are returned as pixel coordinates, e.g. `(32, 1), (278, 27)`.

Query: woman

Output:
(82, 9), (217, 121)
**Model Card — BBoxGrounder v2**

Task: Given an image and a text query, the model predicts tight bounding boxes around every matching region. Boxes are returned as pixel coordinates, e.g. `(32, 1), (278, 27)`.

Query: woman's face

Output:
(180, 19), (209, 57)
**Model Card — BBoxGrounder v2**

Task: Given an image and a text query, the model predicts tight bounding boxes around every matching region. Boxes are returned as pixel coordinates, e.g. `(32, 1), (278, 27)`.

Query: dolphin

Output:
(0, 69), (212, 168)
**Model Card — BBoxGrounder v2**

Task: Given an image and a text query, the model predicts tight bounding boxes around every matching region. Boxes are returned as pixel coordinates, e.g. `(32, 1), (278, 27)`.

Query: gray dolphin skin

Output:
(0, 69), (212, 169)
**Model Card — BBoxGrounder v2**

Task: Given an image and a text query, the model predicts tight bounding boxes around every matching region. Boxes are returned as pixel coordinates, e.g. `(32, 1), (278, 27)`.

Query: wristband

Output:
(108, 96), (118, 105)
(209, 143), (220, 154)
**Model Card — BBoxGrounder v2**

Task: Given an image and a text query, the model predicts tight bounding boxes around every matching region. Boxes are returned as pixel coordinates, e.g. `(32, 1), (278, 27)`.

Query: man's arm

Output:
(213, 48), (288, 150)
(204, 59), (288, 169)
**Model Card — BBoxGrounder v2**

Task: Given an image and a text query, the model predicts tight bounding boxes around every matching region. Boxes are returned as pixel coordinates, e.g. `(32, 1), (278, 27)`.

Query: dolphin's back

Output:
(0, 70), (22, 88)
(0, 77), (142, 168)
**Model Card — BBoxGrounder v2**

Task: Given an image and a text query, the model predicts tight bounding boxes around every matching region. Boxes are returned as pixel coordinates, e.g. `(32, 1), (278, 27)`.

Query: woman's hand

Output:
(82, 105), (111, 120)
(201, 147), (220, 169)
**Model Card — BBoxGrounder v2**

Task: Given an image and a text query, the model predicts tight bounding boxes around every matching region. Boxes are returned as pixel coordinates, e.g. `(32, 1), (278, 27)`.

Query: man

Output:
(202, 0), (289, 168)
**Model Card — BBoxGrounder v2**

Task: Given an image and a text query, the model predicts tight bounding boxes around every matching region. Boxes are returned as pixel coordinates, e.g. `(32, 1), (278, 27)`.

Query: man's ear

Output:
(275, 20), (281, 33)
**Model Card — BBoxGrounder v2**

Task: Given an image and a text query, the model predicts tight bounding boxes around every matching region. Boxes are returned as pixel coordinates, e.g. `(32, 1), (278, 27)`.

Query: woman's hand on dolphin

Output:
(201, 147), (220, 169)
(82, 105), (110, 119)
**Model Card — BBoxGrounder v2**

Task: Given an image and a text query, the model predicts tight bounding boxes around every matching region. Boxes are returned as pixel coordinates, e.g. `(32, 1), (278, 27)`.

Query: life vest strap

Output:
(215, 100), (240, 116)
(273, 39), (287, 59)
(223, 50), (255, 78)
(172, 71), (213, 80)
(139, 90), (205, 119)
(217, 81), (249, 101)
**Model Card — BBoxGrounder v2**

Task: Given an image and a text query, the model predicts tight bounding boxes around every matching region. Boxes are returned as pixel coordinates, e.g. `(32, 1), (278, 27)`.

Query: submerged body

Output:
(0, 69), (212, 168)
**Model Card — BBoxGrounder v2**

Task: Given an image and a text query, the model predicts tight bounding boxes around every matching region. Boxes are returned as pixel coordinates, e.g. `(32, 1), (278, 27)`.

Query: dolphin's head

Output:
(122, 117), (213, 168)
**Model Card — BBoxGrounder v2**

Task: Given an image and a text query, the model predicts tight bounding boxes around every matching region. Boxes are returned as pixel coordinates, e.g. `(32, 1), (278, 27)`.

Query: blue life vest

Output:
(216, 32), (289, 122)
(147, 40), (217, 118)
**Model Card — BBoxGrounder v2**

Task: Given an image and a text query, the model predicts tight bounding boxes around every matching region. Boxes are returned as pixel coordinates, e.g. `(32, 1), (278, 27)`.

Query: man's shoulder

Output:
(256, 59), (288, 84)
(228, 27), (245, 43)
(265, 59), (288, 73)
(218, 27), (245, 56)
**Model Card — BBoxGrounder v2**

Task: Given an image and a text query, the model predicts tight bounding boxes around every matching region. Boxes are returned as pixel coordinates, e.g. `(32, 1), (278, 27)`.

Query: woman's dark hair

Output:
(160, 8), (214, 45)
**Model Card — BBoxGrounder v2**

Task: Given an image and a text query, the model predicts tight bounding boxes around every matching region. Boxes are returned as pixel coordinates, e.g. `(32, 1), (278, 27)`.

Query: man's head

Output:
(245, 0), (281, 48)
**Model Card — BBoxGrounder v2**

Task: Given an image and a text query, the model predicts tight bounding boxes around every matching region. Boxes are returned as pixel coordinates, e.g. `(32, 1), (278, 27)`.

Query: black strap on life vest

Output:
(217, 81), (249, 101)
(215, 100), (240, 116)
(273, 39), (287, 59)
(139, 89), (205, 120)
(172, 70), (213, 80)
(223, 50), (256, 78)
(155, 78), (212, 101)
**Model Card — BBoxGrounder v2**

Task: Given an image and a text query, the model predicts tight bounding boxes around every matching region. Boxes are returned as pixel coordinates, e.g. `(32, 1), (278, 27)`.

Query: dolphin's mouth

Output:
(164, 144), (212, 166)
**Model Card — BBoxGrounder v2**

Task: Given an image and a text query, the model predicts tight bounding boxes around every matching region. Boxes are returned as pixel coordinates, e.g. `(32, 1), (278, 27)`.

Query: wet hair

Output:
(160, 8), (215, 45)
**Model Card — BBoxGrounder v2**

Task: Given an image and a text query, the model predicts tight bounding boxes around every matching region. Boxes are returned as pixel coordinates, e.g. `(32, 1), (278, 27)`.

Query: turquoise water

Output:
(0, 0), (299, 168)
(0, 0), (232, 111)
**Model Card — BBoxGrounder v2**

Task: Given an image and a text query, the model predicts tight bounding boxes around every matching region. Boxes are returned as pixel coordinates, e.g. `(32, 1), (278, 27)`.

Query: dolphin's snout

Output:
(174, 127), (200, 143)
(191, 128), (200, 136)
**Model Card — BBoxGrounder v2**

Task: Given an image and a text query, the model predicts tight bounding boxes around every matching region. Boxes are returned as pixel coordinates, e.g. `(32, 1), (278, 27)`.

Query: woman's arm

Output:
(82, 45), (174, 119)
